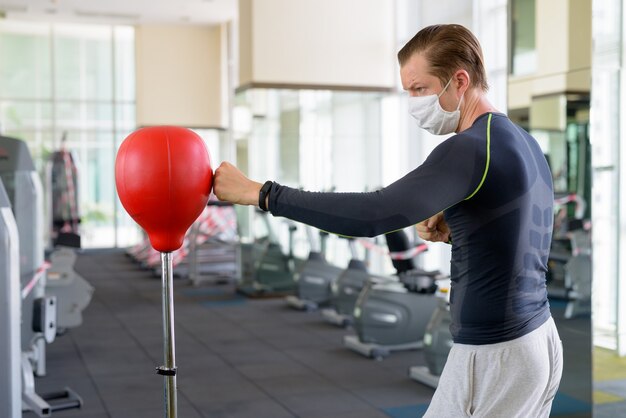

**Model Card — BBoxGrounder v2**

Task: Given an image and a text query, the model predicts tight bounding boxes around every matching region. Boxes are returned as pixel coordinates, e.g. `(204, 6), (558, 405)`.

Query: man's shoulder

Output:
(437, 128), (486, 153)
(425, 131), (486, 168)
(429, 113), (513, 159)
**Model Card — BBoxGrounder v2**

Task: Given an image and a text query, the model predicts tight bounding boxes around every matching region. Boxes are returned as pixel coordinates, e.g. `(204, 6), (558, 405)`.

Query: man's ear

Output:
(454, 69), (471, 96)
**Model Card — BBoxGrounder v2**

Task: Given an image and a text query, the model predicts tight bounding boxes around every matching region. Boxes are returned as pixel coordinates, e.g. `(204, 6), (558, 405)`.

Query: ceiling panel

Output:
(0, 0), (237, 25)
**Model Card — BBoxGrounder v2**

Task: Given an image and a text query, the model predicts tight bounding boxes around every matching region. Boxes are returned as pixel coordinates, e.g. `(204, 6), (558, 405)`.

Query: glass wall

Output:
(591, 0), (624, 354)
(233, 88), (394, 274)
(510, 0), (537, 75)
(0, 21), (137, 248)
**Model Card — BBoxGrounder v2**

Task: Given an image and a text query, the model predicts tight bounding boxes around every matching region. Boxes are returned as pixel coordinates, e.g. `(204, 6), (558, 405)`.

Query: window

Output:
(0, 21), (137, 248)
(510, 0), (536, 75)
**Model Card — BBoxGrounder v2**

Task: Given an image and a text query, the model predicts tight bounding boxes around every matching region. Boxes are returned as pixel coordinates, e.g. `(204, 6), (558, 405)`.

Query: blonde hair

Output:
(398, 24), (489, 92)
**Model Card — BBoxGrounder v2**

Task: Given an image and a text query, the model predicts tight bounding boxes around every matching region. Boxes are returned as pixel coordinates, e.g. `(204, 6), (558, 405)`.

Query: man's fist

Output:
(213, 162), (262, 206)
(416, 212), (451, 243)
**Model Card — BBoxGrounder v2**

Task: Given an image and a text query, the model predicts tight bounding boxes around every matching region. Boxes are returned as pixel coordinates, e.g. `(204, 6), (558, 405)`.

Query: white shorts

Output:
(423, 316), (563, 418)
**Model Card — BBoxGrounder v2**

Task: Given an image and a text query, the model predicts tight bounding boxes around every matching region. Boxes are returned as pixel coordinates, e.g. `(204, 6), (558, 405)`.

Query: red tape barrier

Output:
(21, 261), (52, 300)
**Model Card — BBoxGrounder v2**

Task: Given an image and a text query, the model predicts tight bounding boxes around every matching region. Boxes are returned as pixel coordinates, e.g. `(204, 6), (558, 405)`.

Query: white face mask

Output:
(408, 78), (463, 135)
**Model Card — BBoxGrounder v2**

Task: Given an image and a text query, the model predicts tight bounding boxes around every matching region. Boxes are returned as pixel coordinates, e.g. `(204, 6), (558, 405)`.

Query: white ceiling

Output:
(0, 0), (237, 25)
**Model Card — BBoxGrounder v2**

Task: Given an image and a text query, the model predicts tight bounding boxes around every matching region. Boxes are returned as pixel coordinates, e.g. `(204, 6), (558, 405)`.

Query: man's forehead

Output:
(404, 53), (427, 70)
(401, 54), (431, 84)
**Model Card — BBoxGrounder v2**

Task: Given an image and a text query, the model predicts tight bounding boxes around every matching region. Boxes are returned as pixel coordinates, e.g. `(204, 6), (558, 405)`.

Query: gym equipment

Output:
(116, 126), (213, 418)
(0, 136), (83, 416)
(321, 238), (372, 327)
(46, 248), (95, 330)
(126, 230), (186, 271)
(285, 227), (344, 311)
(344, 268), (442, 360)
(342, 230), (440, 359)
(45, 136), (94, 331)
(321, 231), (428, 328)
(0, 135), (48, 376)
(556, 228), (591, 318)
(130, 200), (237, 282)
(547, 194), (592, 318)
(187, 200), (239, 285)
(236, 210), (302, 297)
(409, 288), (453, 388)
(47, 134), (81, 248)
(151, 200), (239, 284)
(0, 178), (21, 418)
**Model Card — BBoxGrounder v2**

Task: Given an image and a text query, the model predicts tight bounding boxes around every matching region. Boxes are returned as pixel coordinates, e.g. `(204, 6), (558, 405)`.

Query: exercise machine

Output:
(46, 248), (95, 331)
(147, 200), (239, 284)
(556, 227), (591, 318)
(321, 231), (427, 328)
(237, 210), (302, 297)
(0, 135), (49, 377)
(409, 287), (453, 388)
(343, 230), (441, 359)
(0, 135), (83, 416)
(320, 237), (372, 327)
(285, 227), (344, 311)
(187, 200), (239, 286)
(344, 268), (443, 360)
(47, 134), (81, 248)
(45, 136), (94, 331)
(547, 194), (592, 318)
(0, 178), (22, 418)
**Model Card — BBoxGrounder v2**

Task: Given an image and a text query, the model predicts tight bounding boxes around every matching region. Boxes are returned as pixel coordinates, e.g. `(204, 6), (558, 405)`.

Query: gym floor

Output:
(25, 249), (616, 417)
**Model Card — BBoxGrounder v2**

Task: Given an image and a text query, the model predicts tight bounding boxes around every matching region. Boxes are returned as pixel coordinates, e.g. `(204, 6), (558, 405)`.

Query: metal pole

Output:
(158, 252), (177, 418)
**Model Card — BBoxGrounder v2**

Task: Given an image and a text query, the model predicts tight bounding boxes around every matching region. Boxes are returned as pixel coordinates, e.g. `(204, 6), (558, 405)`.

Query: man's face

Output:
(400, 53), (458, 112)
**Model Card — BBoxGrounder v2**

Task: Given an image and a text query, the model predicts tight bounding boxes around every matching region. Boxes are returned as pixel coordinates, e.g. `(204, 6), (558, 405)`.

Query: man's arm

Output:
(215, 133), (488, 237)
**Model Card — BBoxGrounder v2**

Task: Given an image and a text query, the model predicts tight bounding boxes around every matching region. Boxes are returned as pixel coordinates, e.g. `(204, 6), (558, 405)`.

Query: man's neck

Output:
(457, 90), (498, 133)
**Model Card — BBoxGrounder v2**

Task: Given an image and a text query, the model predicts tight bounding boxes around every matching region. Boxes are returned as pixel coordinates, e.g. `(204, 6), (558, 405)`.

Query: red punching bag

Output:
(115, 126), (213, 252)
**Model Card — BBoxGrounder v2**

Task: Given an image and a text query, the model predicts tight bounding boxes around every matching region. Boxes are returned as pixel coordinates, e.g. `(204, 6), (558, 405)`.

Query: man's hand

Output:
(213, 162), (263, 206)
(416, 212), (451, 243)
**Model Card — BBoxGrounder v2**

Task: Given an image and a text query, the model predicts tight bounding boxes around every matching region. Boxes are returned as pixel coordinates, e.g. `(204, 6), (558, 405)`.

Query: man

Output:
(214, 24), (562, 418)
